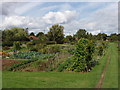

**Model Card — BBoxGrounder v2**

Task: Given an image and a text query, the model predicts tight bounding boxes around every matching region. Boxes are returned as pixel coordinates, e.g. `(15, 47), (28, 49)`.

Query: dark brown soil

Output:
(2, 60), (22, 70)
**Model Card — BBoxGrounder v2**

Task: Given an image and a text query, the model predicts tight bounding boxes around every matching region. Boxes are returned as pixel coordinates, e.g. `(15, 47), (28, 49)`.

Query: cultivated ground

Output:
(2, 43), (118, 88)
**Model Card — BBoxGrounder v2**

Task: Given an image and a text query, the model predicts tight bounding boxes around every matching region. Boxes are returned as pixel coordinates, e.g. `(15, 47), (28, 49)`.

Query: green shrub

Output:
(2, 41), (13, 46)
(13, 41), (21, 51)
(57, 56), (74, 72)
(58, 38), (96, 72)
(57, 64), (65, 72)
(39, 45), (60, 54)
(97, 45), (104, 56)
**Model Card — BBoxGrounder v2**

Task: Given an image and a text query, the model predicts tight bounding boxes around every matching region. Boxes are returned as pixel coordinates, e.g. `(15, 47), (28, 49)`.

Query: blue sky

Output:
(0, 2), (118, 35)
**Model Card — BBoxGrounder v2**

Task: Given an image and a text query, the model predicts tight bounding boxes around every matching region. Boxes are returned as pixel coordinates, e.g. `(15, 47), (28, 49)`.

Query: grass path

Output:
(96, 45), (111, 88)
(101, 43), (118, 88)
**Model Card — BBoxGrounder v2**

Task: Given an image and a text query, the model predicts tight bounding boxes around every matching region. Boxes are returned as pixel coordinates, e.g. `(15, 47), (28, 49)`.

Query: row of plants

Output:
(8, 54), (55, 71)
(57, 39), (108, 72)
(13, 51), (41, 59)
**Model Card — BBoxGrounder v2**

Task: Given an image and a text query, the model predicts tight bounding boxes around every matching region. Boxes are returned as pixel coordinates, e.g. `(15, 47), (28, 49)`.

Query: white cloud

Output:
(1, 2), (42, 16)
(91, 30), (101, 35)
(71, 2), (118, 35)
(1, 15), (46, 33)
(42, 10), (78, 24)
(1, 2), (118, 35)
(1, 10), (78, 33)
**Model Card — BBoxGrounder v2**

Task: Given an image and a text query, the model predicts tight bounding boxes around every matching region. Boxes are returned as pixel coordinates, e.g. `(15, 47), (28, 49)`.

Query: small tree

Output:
(75, 29), (87, 39)
(36, 32), (44, 37)
(47, 24), (64, 44)
(29, 32), (35, 36)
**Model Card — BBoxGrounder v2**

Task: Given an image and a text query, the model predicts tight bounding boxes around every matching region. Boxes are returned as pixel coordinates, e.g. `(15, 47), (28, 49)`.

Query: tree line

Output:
(1, 24), (119, 47)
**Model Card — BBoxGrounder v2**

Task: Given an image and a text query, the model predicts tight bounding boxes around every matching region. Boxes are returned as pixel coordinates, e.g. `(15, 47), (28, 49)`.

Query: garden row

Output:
(8, 54), (55, 71)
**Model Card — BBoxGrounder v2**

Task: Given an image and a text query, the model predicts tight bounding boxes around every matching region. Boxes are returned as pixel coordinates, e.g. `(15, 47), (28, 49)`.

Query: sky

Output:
(0, 1), (118, 36)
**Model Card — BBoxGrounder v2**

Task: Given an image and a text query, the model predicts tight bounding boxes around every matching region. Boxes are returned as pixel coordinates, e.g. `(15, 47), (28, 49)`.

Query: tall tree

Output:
(86, 33), (93, 40)
(2, 27), (29, 46)
(47, 24), (64, 44)
(97, 33), (107, 41)
(108, 33), (118, 41)
(29, 32), (35, 36)
(36, 32), (44, 37)
(75, 29), (87, 39)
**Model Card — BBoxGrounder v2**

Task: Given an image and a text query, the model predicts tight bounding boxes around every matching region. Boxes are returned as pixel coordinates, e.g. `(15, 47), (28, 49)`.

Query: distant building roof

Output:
(28, 36), (39, 40)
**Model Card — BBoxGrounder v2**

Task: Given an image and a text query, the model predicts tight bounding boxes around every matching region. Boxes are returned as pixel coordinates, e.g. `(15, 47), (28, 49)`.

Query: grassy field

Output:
(102, 43), (118, 88)
(2, 43), (118, 88)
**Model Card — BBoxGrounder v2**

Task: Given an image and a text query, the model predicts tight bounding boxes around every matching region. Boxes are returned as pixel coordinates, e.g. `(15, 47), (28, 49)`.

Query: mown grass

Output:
(102, 43), (118, 88)
(0, 71), (2, 89)
(2, 43), (118, 88)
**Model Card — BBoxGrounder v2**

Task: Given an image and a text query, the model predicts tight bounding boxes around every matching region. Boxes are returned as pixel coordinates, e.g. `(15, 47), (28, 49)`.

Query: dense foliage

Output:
(58, 39), (108, 72)
(47, 24), (64, 44)
(2, 27), (29, 46)
(13, 41), (21, 51)
(1, 25), (117, 73)
(58, 38), (96, 72)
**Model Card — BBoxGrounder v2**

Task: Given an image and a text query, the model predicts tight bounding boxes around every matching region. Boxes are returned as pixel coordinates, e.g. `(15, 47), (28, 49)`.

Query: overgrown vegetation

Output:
(1, 24), (118, 73)
(57, 39), (107, 72)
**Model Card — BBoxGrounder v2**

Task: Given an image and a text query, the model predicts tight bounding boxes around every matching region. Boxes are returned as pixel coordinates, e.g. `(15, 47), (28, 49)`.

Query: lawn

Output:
(102, 43), (118, 88)
(2, 43), (118, 88)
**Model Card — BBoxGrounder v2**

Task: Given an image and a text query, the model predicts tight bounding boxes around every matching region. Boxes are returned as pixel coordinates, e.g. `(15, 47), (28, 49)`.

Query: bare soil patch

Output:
(2, 60), (22, 70)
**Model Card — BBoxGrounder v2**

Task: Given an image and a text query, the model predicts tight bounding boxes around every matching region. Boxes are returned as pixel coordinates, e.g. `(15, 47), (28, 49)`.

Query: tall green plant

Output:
(13, 41), (21, 51)
(61, 38), (95, 72)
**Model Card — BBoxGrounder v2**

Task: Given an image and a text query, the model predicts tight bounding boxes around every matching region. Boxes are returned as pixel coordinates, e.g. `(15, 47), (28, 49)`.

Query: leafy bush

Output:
(97, 45), (104, 56)
(13, 41), (21, 51)
(57, 56), (75, 72)
(57, 64), (65, 72)
(101, 41), (108, 49)
(68, 49), (75, 55)
(39, 45), (60, 54)
(26, 42), (46, 52)
(2, 41), (13, 46)
(58, 38), (96, 72)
